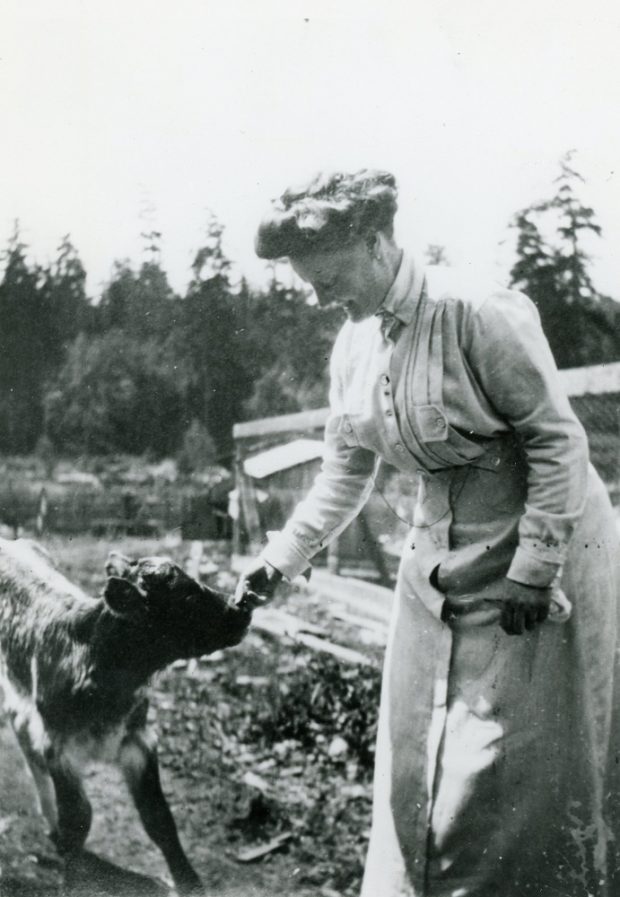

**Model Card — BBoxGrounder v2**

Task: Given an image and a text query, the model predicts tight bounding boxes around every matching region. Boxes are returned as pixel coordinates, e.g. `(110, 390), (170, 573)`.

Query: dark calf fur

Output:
(0, 538), (253, 895)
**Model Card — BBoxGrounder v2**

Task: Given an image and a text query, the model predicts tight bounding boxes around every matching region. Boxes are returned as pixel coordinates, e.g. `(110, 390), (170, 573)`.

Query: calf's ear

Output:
(104, 577), (147, 618)
(105, 551), (134, 578)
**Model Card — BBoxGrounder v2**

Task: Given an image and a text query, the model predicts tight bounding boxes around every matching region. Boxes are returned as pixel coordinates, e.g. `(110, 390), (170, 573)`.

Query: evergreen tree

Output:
(42, 235), (90, 367)
(0, 225), (49, 452)
(95, 233), (179, 339)
(175, 215), (250, 457)
(509, 152), (620, 368)
(239, 275), (341, 420)
(425, 244), (450, 266)
(549, 153), (601, 304)
(94, 259), (135, 333)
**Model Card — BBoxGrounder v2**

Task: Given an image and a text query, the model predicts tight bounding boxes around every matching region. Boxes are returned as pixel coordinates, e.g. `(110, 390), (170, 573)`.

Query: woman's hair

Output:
(255, 168), (398, 259)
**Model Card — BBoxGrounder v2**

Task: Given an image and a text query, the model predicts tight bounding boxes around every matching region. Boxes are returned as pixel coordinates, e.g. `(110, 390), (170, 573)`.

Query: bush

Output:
(234, 651), (381, 772)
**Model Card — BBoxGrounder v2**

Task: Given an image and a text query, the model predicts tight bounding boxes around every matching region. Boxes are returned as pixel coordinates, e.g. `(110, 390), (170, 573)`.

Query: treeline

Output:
(0, 218), (341, 461)
(1, 156), (618, 462)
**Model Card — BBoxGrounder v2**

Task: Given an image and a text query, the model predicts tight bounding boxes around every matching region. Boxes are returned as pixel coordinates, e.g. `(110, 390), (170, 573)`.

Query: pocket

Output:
(413, 403), (488, 466)
(414, 403), (449, 442)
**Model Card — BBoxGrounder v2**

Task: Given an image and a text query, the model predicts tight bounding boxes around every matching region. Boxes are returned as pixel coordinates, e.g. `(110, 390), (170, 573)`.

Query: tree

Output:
(425, 244), (450, 266)
(238, 276), (341, 420)
(0, 228), (94, 453)
(41, 235), (90, 366)
(189, 212), (231, 282)
(44, 331), (187, 456)
(509, 152), (620, 368)
(95, 240), (179, 340)
(174, 215), (251, 457)
(0, 225), (49, 452)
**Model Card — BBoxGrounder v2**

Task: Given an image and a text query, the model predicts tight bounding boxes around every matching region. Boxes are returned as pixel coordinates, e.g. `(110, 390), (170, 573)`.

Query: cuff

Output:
(260, 530), (313, 581)
(507, 546), (561, 588)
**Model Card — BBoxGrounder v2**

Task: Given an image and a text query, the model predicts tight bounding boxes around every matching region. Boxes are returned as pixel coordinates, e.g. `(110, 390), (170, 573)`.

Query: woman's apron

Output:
(360, 283), (620, 896)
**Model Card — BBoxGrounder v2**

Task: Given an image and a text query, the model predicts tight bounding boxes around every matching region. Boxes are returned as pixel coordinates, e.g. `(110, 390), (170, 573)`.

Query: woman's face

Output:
(289, 237), (391, 322)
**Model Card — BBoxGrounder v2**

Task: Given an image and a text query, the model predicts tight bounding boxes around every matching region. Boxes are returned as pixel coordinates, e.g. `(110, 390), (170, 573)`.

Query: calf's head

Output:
(103, 553), (252, 666)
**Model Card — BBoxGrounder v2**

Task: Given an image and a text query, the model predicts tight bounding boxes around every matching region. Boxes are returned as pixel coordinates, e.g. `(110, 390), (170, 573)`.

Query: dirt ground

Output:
(0, 536), (379, 897)
(0, 706), (319, 897)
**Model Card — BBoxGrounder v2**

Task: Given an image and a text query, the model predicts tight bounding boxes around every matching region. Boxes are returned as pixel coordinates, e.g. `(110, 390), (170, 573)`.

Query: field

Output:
(0, 536), (383, 897)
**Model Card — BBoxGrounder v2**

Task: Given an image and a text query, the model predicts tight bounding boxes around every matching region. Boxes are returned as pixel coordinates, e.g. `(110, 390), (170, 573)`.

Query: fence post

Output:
(36, 487), (48, 537)
(327, 537), (340, 575)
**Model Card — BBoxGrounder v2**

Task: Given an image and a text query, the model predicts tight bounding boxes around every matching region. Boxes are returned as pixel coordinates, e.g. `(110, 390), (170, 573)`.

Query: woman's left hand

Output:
(500, 579), (551, 635)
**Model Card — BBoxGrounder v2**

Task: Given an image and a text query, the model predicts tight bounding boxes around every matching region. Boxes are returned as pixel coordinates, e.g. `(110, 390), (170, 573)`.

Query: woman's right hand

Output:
(234, 558), (283, 609)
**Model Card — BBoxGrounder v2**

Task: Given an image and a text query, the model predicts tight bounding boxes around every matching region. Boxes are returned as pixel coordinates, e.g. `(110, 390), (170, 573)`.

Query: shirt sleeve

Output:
(466, 289), (589, 588)
(260, 329), (377, 580)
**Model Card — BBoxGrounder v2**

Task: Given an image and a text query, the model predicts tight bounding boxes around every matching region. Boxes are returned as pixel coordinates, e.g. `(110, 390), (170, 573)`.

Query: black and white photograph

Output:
(1, 2), (619, 895)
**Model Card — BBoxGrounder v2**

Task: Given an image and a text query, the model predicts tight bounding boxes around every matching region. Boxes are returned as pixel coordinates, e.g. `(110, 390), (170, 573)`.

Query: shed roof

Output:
(233, 407), (329, 441)
(243, 439), (324, 480)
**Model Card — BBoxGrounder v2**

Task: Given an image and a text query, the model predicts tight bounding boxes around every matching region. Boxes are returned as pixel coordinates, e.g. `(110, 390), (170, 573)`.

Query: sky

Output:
(1, 0), (619, 298)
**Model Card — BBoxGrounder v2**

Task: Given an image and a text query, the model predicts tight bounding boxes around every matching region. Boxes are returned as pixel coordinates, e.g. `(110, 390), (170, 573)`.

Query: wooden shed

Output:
(232, 409), (398, 584)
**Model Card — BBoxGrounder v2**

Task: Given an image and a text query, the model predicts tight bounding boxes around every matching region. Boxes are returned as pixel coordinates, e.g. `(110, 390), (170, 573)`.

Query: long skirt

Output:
(361, 470), (620, 897)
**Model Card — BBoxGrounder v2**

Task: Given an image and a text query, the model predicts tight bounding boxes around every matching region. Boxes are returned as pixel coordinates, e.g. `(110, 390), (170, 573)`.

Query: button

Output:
(395, 443), (405, 453)
(344, 422), (352, 433)
(380, 374), (390, 386)
(435, 417), (446, 429)
(386, 409), (393, 417)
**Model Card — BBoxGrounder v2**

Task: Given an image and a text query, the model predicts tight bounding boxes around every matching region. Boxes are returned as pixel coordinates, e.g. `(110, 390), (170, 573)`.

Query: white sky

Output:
(1, 0), (619, 298)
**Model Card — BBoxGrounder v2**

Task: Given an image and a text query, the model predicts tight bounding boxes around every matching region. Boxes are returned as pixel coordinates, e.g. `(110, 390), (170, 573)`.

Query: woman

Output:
(238, 170), (620, 896)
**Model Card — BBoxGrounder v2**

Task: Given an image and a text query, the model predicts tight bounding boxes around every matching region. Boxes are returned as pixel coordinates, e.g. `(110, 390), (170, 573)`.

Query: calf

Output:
(0, 538), (253, 895)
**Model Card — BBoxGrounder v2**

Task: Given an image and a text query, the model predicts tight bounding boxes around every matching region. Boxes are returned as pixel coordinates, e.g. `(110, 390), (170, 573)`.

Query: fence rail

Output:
(563, 362), (620, 504)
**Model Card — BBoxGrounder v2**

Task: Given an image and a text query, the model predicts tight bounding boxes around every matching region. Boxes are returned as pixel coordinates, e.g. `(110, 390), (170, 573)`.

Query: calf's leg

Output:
(48, 758), (93, 855)
(11, 716), (58, 836)
(6, 688), (91, 855)
(119, 729), (203, 895)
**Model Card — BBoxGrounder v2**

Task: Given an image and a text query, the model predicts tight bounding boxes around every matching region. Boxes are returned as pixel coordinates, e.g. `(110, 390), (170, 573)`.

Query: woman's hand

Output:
(500, 579), (551, 635)
(234, 558), (283, 609)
